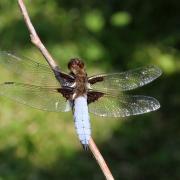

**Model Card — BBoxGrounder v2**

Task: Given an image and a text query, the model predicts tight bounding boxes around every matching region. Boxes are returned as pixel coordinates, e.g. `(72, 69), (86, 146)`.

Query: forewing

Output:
(88, 94), (160, 117)
(0, 52), (74, 86)
(0, 82), (72, 112)
(88, 65), (162, 93)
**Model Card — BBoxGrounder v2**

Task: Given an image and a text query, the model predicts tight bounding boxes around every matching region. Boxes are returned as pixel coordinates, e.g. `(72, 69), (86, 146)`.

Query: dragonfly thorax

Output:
(71, 74), (88, 99)
(67, 58), (89, 99)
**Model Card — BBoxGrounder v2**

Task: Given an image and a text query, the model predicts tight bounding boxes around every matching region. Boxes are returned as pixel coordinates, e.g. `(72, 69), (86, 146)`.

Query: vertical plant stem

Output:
(89, 138), (114, 180)
(17, 1), (115, 179)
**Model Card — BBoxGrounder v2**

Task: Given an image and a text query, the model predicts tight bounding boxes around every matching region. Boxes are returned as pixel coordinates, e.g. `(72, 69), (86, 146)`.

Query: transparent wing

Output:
(88, 65), (162, 93)
(0, 52), (74, 87)
(0, 82), (72, 112)
(88, 94), (160, 117)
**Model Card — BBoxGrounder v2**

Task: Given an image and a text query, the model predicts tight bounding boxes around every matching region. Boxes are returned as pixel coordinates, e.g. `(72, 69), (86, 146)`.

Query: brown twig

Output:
(17, 0), (115, 179)
(18, 0), (58, 71)
(89, 138), (114, 180)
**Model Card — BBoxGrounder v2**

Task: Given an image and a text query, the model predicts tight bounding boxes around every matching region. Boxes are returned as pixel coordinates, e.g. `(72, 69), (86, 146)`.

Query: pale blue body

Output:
(73, 96), (91, 148)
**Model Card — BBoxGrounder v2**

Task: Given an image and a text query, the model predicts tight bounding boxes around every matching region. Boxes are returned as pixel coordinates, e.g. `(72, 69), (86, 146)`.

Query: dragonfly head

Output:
(68, 58), (85, 75)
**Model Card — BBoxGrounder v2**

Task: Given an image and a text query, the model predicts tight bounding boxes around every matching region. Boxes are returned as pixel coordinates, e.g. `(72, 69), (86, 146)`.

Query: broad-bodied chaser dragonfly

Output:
(0, 52), (162, 149)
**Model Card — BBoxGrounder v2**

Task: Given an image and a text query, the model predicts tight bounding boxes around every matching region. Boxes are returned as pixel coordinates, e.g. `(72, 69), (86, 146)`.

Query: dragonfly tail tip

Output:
(82, 144), (89, 151)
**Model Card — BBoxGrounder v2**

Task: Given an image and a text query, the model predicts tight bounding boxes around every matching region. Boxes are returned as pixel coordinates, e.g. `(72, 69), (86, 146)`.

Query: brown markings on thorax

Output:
(74, 72), (88, 98)
(68, 58), (88, 99)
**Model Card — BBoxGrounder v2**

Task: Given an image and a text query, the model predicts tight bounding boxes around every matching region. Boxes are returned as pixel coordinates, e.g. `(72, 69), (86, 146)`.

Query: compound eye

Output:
(68, 58), (84, 70)
(78, 61), (84, 68)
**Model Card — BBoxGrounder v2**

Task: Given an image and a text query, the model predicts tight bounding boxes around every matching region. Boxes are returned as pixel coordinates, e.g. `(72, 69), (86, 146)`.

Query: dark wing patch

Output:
(62, 72), (74, 82)
(57, 87), (73, 100)
(88, 76), (104, 85)
(53, 66), (75, 86)
(87, 91), (104, 104)
(55, 70), (75, 83)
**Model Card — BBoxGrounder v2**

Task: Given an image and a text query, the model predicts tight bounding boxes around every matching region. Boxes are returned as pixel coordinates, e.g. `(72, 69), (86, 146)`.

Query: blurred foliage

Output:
(111, 11), (132, 27)
(0, 0), (180, 179)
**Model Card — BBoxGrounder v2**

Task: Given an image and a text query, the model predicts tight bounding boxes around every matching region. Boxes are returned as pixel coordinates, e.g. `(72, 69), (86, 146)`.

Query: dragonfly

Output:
(0, 52), (162, 150)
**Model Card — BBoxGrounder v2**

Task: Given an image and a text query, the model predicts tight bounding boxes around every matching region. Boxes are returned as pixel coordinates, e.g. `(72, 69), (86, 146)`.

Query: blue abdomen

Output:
(73, 96), (91, 149)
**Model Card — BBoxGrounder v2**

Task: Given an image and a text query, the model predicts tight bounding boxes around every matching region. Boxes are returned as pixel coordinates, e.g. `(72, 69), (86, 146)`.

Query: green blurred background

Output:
(0, 0), (180, 179)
